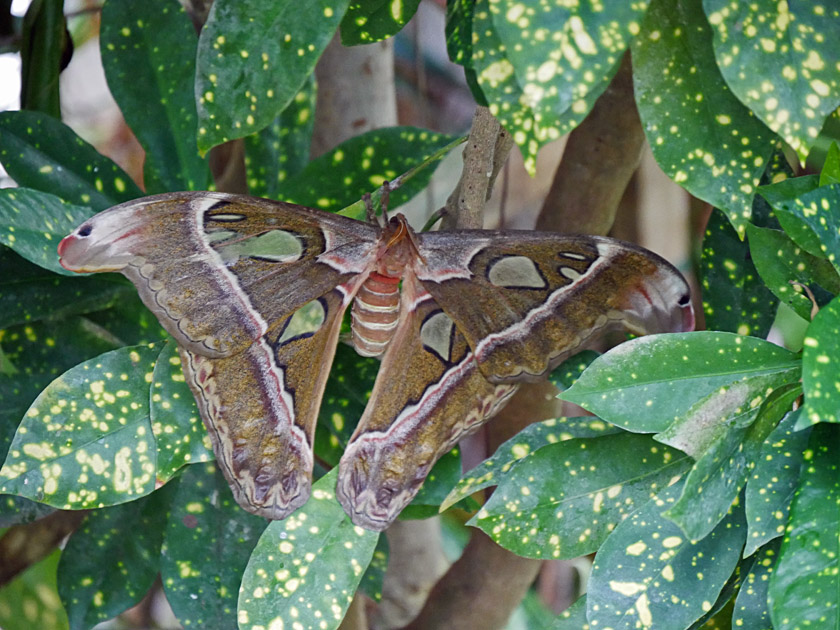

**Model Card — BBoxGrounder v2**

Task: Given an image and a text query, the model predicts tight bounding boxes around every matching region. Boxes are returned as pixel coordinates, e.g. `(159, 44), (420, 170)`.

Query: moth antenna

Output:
(381, 181), (391, 222)
(363, 192), (376, 224)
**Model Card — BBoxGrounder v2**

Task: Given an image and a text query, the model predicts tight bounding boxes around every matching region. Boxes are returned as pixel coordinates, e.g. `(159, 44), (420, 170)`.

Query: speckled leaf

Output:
(633, 0), (775, 236)
(238, 468), (378, 630)
(472, 432), (692, 559)
(801, 295), (840, 426)
(757, 174), (823, 257)
(0, 344), (161, 508)
(552, 596), (589, 629)
(701, 208), (778, 336)
(441, 416), (620, 512)
(549, 350), (600, 390)
(341, 0), (421, 45)
(244, 76), (315, 199)
(160, 462), (266, 630)
(777, 184), (840, 275)
(704, 1), (840, 163)
(586, 480), (746, 630)
(445, 0), (474, 66)
(747, 224), (840, 321)
(84, 292), (170, 347)
(404, 447), (461, 517)
(150, 340), (214, 482)
(562, 332), (801, 433)
(195, 0), (348, 153)
(278, 127), (458, 211)
(662, 384), (801, 542)
(744, 409), (810, 557)
(821, 142), (840, 187)
(768, 422), (840, 630)
(0, 110), (142, 210)
(100, 0), (210, 192)
(733, 539), (780, 630)
(0, 188), (94, 276)
(57, 483), (176, 630)
(0, 495), (55, 528)
(359, 531), (388, 602)
(0, 550), (68, 630)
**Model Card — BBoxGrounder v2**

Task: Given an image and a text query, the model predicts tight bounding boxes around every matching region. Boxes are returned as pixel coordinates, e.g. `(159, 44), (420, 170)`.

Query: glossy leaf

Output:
(56, 484), (176, 630)
(551, 596), (588, 629)
(586, 481), (746, 630)
(441, 416), (620, 511)
(160, 462), (266, 629)
(404, 447), (461, 517)
(0, 550), (68, 630)
(100, 0), (210, 192)
(359, 531), (388, 602)
(562, 332), (801, 433)
(0, 110), (142, 210)
(445, 0), (473, 67)
(633, 0), (774, 236)
(238, 468), (378, 630)
(0, 494), (55, 528)
(757, 174), (823, 257)
(244, 76), (316, 199)
(340, 0), (421, 45)
(778, 184), (840, 275)
(769, 423), (840, 630)
(549, 350), (600, 390)
(801, 295), (840, 425)
(472, 432), (692, 559)
(0, 188), (94, 276)
(732, 539), (780, 630)
(821, 142), (840, 186)
(195, 0), (348, 153)
(19, 0), (65, 117)
(744, 409), (810, 557)
(704, 0), (840, 162)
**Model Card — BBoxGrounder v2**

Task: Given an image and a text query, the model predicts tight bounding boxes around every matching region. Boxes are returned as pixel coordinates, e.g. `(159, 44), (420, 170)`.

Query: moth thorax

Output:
(351, 272), (401, 358)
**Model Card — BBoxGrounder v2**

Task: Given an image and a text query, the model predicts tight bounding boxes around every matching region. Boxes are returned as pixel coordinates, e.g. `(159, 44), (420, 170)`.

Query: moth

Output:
(58, 191), (694, 531)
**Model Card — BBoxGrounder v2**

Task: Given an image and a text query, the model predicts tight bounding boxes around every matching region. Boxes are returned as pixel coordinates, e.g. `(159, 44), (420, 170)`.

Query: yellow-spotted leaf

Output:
(778, 184), (840, 275)
(0, 550), (69, 630)
(56, 483), (176, 630)
(733, 539), (780, 629)
(757, 174), (823, 257)
(471, 432), (691, 559)
(0, 344), (162, 508)
(441, 416), (619, 512)
(704, 0), (840, 163)
(633, 0), (775, 236)
(562, 332), (801, 434)
(160, 462), (266, 629)
(552, 596), (589, 629)
(768, 423), (840, 630)
(549, 350), (600, 390)
(801, 294), (840, 426)
(586, 480), (746, 630)
(359, 531), (388, 602)
(238, 468), (378, 630)
(195, 0), (349, 153)
(744, 409), (810, 557)
(340, 0), (422, 45)
(445, 0), (473, 67)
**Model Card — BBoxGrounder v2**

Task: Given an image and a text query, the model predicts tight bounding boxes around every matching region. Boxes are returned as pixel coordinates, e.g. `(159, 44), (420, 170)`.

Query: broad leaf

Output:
(445, 0), (474, 67)
(732, 539), (780, 630)
(757, 174), (823, 257)
(552, 596), (588, 629)
(562, 332), (801, 433)
(821, 142), (840, 187)
(340, 0), (422, 45)
(801, 295), (840, 425)
(359, 533), (388, 602)
(404, 447), (461, 517)
(0, 550), (68, 630)
(238, 468), (378, 630)
(549, 350), (600, 390)
(779, 184), (840, 275)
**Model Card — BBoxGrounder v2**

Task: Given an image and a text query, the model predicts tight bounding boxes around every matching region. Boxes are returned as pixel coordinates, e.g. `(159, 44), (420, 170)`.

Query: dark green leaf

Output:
(551, 596), (589, 629)
(821, 142), (840, 186)
(84, 292), (170, 347)
(195, 0), (349, 153)
(0, 110), (143, 209)
(0, 494), (55, 527)
(359, 531), (388, 602)
(703, 0), (840, 163)
(238, 468), (378, 630)
(161, 462), (266, 629)
(768, 423), (840, 629)
(445, 0), (473, 67)
(779, 184), (840, 274)
(757, 174), (823, 257)
(57, 484), (176, 630)
(549, 350), (600, 390)
(0, 188), (94, 276)
(633, 0), (775, 236)
(0, 550), (68, 630)
(733, 539), (779, 630)
(562, 332), (801, 433)
(473, 432), (691, 559)
(100, 0), (210, 192)
(801, 294), (840, 425)
(20, 0), (66, 118)
(404, 447), (461, 516)
(340, 0), (421, 45)
(586, 481), (746, 630)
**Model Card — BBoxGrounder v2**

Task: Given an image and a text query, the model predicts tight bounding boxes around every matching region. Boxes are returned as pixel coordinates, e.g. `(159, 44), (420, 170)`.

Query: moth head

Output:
(58, 208), (144, 273)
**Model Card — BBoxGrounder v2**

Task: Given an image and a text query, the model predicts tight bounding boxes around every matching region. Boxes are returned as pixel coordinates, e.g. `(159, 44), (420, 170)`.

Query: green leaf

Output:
(0, 549), (68, 630)
(0, 188), (94, 276)
(445, 0), (474, 67)
(278, 127), (458, 211)
(757, 174), (823, 257)
(57, 484), (176, 630)
(747, 224), (840, 321)
(821, 142), (840, 186)
(779, 183), (840, 275)
(340, 0), (421, 45)
(0, 344), (161, 508)
(768, 423), (840, 629)
(701, 208), (778, 336)
(100, 0), (210, 192)
(633, 0), (775, 236)
(20, 0), (66, 118)
(404, 447), (461, 517)
(0, 110), (143, 210)
(441, 416), (620, 512)
(161, 462), (266, 629)
(195, 0), (349, 153)
(801, 295), (840, 426)
(244, 76), (316, 199)
(150, 340), (214, 482)
(562, 332), (801, 433)
(586, 480), (746, 630)
(238, 468), (378, 630)
(359, 532), (388, 602)
(744, 409), (810, 557)
(704, 0), (840, 163)
(472, 431), (691, 559)
(551, 596), (589, 629)
(733, 539), (779, 630)
(549, 350), (600, 390)
(0, 495), (55, 528)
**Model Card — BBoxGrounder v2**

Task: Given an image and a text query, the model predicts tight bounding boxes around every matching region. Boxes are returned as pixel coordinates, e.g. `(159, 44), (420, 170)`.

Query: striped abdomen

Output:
(351, 272), (401, 357)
